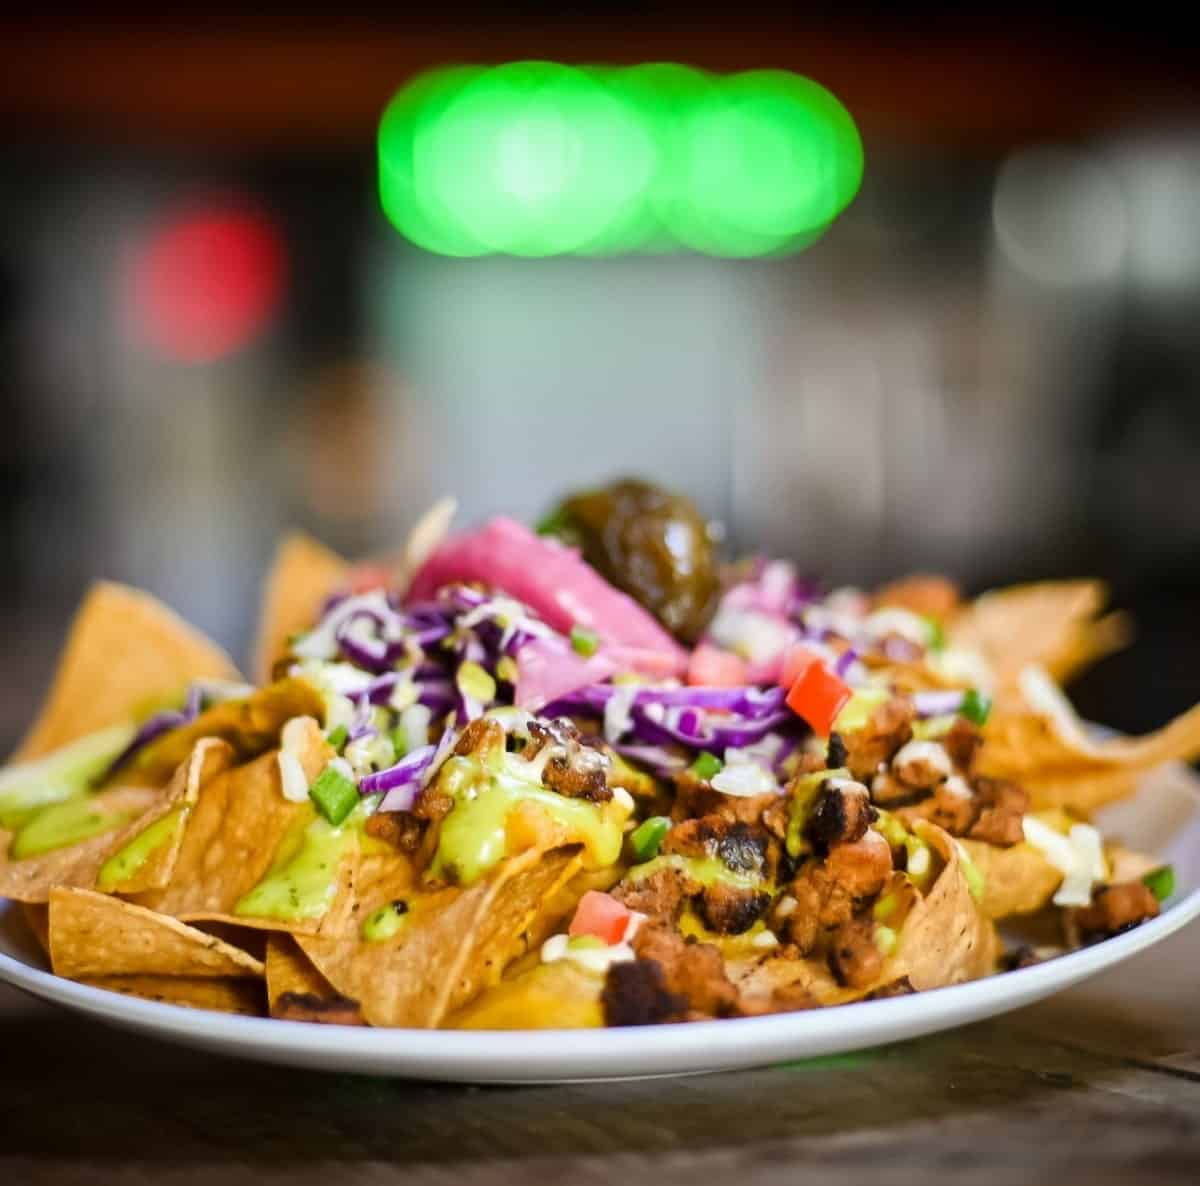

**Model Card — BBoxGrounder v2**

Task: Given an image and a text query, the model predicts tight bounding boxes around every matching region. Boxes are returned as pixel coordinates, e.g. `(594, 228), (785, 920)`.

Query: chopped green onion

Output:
(689, 751), (723, 781)
(325, 724), (348, 751)
(874, 925), (898, 956)
(960, 688), (992, 727)
(390, 726), (408, 758)
(1142, 865), (1175, 902)
(309, 763), (359, 826)
(456, 661), (497, 704)
(496, 655), (518, 684)
(873, 892), (899, 922)
(629, 816), (671, 863)
(924, 617), (946, 652)
(570, 625), (600, 657)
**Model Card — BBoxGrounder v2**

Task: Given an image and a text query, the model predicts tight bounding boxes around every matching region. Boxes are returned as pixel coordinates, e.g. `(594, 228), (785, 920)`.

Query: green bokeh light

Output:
(378, 63), (863, 258)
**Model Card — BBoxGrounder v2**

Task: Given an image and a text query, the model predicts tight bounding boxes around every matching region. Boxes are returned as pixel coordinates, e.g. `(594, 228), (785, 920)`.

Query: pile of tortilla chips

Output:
(1, 518), (1196, 1031)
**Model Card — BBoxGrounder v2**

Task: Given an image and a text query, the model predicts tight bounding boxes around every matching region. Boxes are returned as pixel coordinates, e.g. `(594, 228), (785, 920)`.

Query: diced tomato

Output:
(778, 645), (822, 691)
(786, 661), (852, 736)
(569, 890), (633, 946)
(347, 563), (392, 594)
(687, 643), (749, 687)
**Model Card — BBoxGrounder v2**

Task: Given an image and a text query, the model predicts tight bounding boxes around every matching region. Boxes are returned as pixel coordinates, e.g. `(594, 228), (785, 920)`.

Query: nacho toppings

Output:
(2, 487), (1192, 1030)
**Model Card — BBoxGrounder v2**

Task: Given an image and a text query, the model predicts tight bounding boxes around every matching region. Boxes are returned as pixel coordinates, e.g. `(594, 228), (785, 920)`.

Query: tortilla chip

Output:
(890, 822), (998, 988)
(22, 903), (50, 955)
(1044, 611), (1134, 688)
(265, 933), (364, 1024)
(127, 678), (325, 787)
(980, 688), (1200, 814)
(949, 581), (1110, 707)
(451, 960), (604, 1030)
(297, 846), (582, 1028)
(97, 738), (235, 894)
(49, 887), (264, 979)
(252, 533), (349, 684)
(959, 838), (1063, 919)
(0, 786), (160, 903)
(13, 582), (239, 762)
(82, 974), (264, 1015)
(133, 727), (353, 936)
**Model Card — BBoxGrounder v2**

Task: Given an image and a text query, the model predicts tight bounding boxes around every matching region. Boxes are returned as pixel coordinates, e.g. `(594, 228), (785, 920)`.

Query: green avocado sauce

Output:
(234, 805), (357, 922)
(626, 852), (764, 891)
(10, 795), (136, 860)
(429, 755), (626, 886)
(0, 723), (136, 830)
(361, 900), (410, 942)
(96, 805), (187, 890)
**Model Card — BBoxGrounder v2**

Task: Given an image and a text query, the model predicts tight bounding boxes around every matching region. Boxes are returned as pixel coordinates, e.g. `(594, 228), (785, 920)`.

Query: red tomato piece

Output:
(786, 662), (852, 736)
(346, 563), (392, 594)
(687, 643), (749, 687)
(569, 891), (633, 946)
(778, 645), (822, 690)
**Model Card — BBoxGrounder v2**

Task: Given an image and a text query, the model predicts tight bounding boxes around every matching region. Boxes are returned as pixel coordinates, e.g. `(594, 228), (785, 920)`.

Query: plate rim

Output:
(2, 884), (1198, 1080)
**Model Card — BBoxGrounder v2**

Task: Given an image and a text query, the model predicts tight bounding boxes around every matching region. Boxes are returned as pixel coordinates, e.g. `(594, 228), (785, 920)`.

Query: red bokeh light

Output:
(123, 201), (286, 363)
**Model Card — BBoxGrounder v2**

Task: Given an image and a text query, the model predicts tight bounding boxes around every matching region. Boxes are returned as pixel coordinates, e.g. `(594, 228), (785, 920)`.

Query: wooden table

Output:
(1, 921), (1196, 1186)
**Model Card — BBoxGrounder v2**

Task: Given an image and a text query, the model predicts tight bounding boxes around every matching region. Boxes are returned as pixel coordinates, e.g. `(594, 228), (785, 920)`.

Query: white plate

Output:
(2, 763), (1198, 1083)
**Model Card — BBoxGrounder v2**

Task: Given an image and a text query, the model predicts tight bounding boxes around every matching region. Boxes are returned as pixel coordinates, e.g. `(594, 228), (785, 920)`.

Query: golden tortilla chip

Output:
(959, 838), (1063, 919)
(0, 786), (159, 903)
(1044, 611), (1134, 688)
(96, 738), (235, 894)
(133, 726), (354, 936)
(252, 533), (349, 684)
(890, 822), (998, 988)
(980, 680), (1200, 814)
(297, 846), (582, 1028)
(451, 960), (604, 1030)
(949, 580), (1110, 706)
(82, 974), (264, 1015)
(49, 887), (264, 979)
(127, 678), (325, 787)
(265, 933), (364, 1024)
(13, 582), (239, 762)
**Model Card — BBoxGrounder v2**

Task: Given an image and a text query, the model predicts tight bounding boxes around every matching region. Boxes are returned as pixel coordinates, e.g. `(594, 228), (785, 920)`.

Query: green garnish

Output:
(874, 925), (898, 957)
(390, 725), (408, 758)
(689, 751), (723, 781)
(325, 724), (348, 751)
(496, 655), (518, 684)
(309, 764), (359, 826)
(629, 816), (671, 863)
(925, 617), (946, 652)
(873, 892), (899, 922)
(960, 688), (992, 727)
(570, 625), (600, 657)
(1142, 865), (1175, 902)
(456, 661), (497, 704)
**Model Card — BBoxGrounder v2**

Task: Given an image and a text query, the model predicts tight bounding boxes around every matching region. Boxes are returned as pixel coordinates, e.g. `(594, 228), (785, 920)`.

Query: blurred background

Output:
(2, 11), (1199, 750)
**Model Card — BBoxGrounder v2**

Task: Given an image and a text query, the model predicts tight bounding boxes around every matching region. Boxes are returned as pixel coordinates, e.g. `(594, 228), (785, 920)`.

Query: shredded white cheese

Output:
(892, 739), (953, 784)
(865, 607), (932, 648)
(711, 751), (777, 797)
(277, 750), (310, 803)
(1022, 816), (1108, 907)
(708, 606), (794, 663)
(540, 934), (636, 975)
(604, 685), (638, 744)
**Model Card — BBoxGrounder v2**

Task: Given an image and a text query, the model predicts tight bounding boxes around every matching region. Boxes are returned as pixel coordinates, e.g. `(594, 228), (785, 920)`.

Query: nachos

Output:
(1, 481), (1195, 1028)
